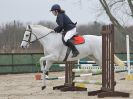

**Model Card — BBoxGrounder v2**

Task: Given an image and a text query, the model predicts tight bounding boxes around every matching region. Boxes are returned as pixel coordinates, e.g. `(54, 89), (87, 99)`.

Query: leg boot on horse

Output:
(66, 39), (79, 57)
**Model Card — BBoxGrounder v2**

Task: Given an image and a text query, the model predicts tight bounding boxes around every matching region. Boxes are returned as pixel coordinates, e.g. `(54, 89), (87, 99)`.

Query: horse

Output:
(21, 25), (125, 90)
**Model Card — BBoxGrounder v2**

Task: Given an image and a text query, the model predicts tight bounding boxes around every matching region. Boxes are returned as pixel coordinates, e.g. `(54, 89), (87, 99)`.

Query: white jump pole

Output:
(77, 59), (80, 69)
(126, 35), (130, 75)
(78, 59), (80, 65)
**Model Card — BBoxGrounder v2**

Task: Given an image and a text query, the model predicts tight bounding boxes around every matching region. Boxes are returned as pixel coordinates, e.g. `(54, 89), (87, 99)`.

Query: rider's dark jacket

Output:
(54, 12), (76, 33)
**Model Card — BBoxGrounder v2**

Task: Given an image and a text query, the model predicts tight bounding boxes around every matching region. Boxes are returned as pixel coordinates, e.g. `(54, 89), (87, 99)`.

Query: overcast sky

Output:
(0, 0), (133, 25)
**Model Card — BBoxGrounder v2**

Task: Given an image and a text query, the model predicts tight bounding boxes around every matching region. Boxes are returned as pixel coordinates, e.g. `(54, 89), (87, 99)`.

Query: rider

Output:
(50, 4), (79, 57)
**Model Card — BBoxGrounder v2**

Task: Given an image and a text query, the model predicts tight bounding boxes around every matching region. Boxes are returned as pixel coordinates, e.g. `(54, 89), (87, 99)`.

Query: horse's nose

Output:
(21, 45), (24, 48)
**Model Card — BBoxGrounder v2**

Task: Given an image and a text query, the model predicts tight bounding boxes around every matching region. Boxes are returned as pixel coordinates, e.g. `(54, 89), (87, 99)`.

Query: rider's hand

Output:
(54, 29), (58, 33)
(50, 30), (55, 33)
(54, 30), (60, 33)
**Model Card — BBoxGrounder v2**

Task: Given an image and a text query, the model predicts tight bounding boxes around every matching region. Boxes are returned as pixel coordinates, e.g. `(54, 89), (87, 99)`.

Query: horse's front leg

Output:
(40, 54), (56, 90)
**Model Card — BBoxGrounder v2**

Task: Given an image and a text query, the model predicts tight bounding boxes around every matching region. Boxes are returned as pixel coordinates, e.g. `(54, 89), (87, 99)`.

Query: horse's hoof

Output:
(42, 86), (46, 90)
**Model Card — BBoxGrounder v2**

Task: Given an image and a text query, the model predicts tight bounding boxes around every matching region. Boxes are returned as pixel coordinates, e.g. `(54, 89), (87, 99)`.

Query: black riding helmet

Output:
(50, 4), (61, 11)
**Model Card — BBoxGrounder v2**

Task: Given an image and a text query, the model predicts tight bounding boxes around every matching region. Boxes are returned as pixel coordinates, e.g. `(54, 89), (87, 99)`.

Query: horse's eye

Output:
(26, 35), (29, 37)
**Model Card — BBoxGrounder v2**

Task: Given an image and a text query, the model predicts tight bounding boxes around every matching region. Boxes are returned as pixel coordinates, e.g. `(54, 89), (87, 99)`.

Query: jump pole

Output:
(46, 68), (127, 80)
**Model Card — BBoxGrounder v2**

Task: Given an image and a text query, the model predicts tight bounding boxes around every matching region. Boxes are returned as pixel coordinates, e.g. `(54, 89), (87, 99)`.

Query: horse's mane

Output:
(30, 25), (53, 31)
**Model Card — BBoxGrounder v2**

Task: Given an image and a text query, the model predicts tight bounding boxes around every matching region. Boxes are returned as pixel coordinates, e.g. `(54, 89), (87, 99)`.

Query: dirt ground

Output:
(0, 72), (133, 99)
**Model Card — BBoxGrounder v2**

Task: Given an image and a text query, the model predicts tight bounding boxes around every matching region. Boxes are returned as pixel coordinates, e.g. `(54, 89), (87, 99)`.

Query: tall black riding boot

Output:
(66, 39), (79, 57)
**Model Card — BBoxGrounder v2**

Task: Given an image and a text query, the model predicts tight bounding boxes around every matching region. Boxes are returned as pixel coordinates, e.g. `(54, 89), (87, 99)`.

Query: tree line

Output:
(0, 20), (132, 53)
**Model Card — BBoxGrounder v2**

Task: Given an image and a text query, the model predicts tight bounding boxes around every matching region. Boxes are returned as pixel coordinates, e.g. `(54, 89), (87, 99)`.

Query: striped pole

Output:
(46, 68), (127, 80)
(73, 79), (102, 85)
(72, 67), (128, 73)
(46, 72), (104, 80)
(72, 69), (102, 73)
(46, 76), (65, 80)
(46, 73), (93, 80)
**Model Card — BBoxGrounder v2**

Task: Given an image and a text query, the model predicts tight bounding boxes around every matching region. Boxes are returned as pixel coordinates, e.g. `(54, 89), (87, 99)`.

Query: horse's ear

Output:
(28, 25), (31, 29)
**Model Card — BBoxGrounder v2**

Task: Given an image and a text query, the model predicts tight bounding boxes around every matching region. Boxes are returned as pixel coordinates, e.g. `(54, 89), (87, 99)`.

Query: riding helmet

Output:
(50, 4), (61, 11)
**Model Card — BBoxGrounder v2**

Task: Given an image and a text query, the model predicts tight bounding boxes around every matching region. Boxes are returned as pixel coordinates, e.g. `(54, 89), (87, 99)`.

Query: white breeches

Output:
(64, 27), (77, 42)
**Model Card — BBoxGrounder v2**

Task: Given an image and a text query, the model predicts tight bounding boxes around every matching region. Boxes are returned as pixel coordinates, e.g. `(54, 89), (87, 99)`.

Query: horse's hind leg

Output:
(88, 55), (102, 67)
(93, 58), (102, 67)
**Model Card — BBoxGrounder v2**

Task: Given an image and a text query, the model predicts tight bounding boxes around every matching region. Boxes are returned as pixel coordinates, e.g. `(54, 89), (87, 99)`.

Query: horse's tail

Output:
(114, 55), (125, 67)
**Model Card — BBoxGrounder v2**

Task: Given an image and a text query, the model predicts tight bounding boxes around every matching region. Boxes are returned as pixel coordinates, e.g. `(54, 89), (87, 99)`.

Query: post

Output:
(53, 61), (87, 91)
(126, 35), (130, 75)
(88, 24), (129, 98)
(125, 35), (133, 80)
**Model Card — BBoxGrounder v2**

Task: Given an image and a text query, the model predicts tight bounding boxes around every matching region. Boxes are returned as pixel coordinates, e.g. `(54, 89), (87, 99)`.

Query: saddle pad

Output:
(72, 35), (85, 45)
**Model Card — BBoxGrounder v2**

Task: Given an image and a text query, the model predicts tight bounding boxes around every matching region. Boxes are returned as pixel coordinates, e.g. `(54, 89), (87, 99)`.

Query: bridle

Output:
(22, 29), (54, 44)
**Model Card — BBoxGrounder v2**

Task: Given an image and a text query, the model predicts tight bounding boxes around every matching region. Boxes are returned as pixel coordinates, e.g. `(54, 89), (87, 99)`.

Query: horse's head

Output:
(21, 25), (37, 48)
(21, 25), (54, 48)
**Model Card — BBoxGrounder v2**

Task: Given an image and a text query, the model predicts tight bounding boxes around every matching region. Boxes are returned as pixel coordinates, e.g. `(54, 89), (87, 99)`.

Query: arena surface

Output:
(0, 72), (133, 99)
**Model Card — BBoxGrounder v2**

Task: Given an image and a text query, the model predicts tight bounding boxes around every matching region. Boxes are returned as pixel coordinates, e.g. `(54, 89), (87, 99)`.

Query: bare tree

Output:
(127, 0), (133, 17)
(99, 0), (133, 42)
